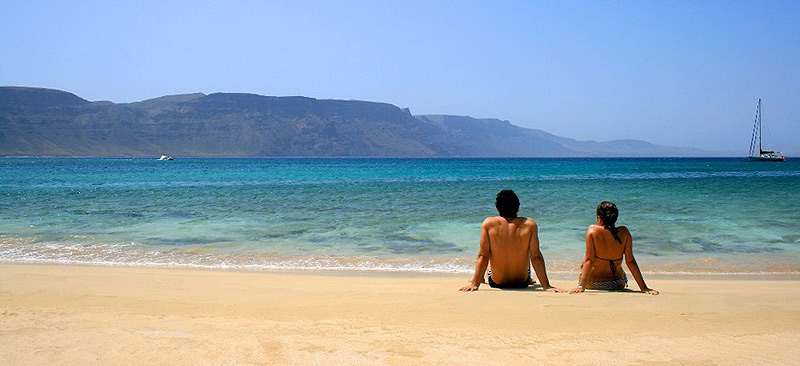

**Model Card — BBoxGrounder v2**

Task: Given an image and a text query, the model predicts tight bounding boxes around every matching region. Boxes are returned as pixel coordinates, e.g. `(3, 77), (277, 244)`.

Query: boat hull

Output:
(749, 155), (786, 162)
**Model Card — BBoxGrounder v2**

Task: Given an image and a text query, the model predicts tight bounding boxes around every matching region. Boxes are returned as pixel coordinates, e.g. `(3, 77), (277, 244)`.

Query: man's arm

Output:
(528, 220), (560, 292)
(460, 220), (491, 292)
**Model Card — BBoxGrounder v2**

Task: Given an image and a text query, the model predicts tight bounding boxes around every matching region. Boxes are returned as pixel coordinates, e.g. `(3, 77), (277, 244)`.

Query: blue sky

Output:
(2, 1), (798, 154)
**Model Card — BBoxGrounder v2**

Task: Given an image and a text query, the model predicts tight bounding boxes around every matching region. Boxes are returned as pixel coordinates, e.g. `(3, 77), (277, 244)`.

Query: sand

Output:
(1, 263), (798, 365)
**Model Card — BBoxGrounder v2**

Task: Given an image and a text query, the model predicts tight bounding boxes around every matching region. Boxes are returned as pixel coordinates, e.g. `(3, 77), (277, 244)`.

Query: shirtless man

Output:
(459, 189), (560, 292)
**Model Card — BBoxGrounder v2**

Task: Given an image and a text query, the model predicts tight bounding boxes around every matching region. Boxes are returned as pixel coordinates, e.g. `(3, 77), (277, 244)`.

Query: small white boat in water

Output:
(157, 154), (174, 161)
(748, 99), (786, 162)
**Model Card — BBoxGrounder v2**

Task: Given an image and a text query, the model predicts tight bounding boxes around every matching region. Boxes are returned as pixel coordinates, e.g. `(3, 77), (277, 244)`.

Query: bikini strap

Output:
(593, 241), (623, 276)
(593, 255), (623, 262)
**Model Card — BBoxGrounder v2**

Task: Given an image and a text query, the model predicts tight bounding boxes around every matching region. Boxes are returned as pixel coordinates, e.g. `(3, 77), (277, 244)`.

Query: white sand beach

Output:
(1, 263), (799, 365)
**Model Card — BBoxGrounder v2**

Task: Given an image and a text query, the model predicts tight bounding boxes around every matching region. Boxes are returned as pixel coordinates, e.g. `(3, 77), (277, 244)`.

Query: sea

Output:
(1, 157), (799, 275)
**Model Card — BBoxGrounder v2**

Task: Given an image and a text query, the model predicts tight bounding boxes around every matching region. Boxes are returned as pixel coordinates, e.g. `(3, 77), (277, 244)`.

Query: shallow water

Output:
(1, 157), (798, 273)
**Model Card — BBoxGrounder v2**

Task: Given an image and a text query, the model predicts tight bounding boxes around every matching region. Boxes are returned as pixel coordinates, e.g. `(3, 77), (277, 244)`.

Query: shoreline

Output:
(3, 260), (800, 281)
(2, 263), (799, 365)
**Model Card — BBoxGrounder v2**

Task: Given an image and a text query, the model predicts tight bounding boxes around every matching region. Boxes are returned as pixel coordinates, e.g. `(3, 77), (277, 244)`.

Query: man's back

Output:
(482, 216), (536, 285)
(460, 189), (556, 292)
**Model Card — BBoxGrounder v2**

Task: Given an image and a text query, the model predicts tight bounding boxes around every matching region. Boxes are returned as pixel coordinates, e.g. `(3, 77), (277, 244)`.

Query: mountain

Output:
(0, 87), (710, 157)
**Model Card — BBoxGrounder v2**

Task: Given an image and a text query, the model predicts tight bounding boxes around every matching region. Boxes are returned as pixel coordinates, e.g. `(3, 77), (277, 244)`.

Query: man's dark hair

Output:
(495, 189), (520, 219)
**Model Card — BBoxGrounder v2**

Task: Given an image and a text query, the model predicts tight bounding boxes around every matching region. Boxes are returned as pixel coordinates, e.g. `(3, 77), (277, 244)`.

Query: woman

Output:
(569, 201), (658, 295)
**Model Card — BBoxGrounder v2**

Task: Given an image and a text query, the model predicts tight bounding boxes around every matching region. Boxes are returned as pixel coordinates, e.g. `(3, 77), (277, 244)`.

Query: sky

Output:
(2, 1), (798, 154)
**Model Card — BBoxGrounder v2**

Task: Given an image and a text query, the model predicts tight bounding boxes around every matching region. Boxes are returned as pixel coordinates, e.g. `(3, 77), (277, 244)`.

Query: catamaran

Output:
(748, 99), (786, 162)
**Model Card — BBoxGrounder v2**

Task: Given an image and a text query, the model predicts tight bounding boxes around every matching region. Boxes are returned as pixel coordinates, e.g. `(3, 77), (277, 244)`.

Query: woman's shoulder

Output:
(587, 224), (604, 234)
(588, 224), (630, 236)
(616, 226), (632, 242)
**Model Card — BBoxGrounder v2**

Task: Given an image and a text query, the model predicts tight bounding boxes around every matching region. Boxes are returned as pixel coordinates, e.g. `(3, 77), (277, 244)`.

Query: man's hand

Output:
(542, 286), (566, 293)
(459, 283), (480, 292)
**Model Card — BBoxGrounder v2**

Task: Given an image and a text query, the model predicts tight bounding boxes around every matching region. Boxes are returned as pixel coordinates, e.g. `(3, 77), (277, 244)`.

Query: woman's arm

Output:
(569, 229), (597, 293)
(623, 228), (659, 295)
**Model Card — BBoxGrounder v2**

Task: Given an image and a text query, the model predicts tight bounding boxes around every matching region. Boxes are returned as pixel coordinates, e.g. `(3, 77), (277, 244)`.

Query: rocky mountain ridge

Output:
(0, 87), (709, 157)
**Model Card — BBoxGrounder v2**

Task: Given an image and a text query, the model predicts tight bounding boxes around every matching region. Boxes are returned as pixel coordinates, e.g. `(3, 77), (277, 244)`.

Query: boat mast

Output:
(758, 99), (763, 154)
(749, 99), (761, 157)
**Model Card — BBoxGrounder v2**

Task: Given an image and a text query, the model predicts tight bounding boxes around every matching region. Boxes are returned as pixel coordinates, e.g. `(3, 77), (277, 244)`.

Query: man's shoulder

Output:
(517, 217), (536, 228)
(482, 216), (505, 226)
(482, 216), (537, 229)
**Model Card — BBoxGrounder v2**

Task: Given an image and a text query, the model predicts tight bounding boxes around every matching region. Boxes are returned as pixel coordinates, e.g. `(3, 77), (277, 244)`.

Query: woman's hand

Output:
(643, 288), (659, 295)
(459, 283), (480, 292)
(568, 286), (585, 294)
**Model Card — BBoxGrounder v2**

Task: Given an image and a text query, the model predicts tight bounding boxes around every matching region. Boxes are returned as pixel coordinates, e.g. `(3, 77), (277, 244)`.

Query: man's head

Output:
(495, 189), (520, 219)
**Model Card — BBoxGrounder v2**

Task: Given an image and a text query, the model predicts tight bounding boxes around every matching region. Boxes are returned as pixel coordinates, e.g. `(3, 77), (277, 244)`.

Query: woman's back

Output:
(586, 224), (630, 281)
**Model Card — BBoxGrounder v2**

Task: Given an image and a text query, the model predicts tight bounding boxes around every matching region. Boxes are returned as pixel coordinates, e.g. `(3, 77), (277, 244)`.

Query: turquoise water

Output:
(1, 157), (799, 273)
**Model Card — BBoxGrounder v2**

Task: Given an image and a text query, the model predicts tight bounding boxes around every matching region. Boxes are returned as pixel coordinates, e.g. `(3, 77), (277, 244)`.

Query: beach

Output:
(2, 263), (798, 365)
(2, 158), (799, 364)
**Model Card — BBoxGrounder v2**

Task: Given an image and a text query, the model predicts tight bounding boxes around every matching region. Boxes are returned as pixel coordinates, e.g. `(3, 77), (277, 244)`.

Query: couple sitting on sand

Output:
(459, 189), (659, 295)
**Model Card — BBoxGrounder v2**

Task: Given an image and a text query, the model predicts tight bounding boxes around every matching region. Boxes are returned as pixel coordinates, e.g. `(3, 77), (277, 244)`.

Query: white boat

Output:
(748, 99), (786, 162)
(157, 154), (174, 161)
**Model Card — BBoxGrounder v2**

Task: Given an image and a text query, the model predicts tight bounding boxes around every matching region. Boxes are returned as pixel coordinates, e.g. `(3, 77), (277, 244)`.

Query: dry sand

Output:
(1, 263), (799, 365)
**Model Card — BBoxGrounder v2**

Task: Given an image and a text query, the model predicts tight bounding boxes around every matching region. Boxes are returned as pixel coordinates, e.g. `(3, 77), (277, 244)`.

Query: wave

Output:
(3, 238), (799, 275)
(4, 169), (799, 190)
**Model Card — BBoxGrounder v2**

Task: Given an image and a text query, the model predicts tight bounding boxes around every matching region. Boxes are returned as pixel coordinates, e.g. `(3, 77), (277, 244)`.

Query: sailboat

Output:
(749, 99), (786, 162)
